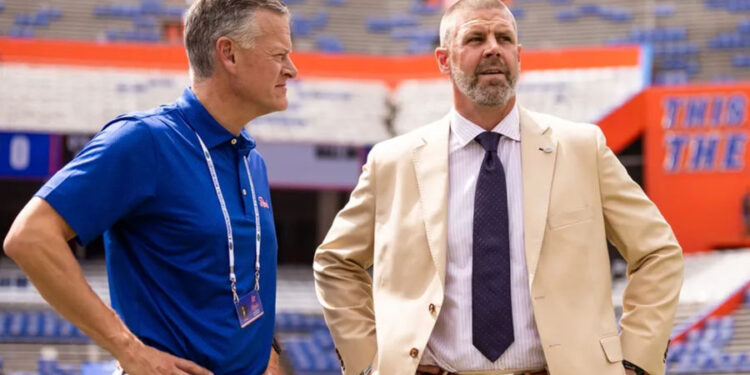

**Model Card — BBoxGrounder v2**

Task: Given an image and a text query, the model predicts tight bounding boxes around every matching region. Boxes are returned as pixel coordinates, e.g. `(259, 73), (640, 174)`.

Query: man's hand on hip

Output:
(118, 340), (212, 375)
(264, 347), (283, 375)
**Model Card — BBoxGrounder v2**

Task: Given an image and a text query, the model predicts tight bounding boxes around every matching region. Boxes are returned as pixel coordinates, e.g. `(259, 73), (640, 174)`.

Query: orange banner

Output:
(0, 38), (641, 87)
(643, 85), (750, 252)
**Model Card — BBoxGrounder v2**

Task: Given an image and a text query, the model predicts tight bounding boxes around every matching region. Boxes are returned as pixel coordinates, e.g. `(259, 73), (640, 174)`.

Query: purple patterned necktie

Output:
(472, 131), (514, 362)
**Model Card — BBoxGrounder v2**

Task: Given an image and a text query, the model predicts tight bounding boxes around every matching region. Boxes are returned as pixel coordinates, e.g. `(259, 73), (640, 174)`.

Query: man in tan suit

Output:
(313, 1), (684, 375)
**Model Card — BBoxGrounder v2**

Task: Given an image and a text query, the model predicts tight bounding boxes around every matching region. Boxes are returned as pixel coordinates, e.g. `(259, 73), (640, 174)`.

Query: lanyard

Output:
(194, 133), (262, 303)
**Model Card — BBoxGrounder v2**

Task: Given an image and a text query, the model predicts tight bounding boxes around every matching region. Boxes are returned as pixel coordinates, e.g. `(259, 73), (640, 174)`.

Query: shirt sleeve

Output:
(36, 119), (158, 245)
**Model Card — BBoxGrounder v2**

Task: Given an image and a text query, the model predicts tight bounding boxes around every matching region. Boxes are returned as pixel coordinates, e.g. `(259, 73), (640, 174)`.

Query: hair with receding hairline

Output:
(184, 0), (289, 80)
(438, 0), (517, 48)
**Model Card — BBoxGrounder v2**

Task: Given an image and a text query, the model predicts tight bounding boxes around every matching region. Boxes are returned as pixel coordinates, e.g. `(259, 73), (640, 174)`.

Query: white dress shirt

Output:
(421, 106), (546, 372)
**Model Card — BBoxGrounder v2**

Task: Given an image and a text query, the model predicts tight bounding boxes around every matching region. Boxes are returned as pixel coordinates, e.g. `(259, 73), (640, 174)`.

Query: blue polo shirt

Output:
(36, 88), (278, 375)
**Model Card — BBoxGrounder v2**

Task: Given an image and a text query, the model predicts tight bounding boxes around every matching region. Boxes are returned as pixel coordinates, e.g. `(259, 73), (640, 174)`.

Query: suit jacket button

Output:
(428, 304), (436, 314)
(410, 348), (419, 358)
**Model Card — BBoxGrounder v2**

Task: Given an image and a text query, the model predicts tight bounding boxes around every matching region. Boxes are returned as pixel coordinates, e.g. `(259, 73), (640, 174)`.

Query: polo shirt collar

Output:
(176, 87), (256, 153)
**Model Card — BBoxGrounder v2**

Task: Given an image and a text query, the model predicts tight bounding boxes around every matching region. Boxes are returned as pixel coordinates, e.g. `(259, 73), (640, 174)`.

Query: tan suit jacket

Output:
(313, 107), (684, 375)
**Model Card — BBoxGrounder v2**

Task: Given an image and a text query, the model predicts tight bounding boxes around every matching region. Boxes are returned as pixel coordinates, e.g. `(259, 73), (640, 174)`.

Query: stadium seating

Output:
(284, 335), (340, 375)
(1, 0), (749, 81)
(733, 54), (750, 68)
(667, 295), (750, 374)
(0, 64), (392, 145)
(2, 249), (749, 374)
(315, 34), (345, 52)
(392, 66), (647, 135)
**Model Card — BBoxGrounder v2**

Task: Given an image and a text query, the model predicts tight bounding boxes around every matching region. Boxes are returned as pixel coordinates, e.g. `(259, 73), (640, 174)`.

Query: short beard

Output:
(450, 59), (518, 107)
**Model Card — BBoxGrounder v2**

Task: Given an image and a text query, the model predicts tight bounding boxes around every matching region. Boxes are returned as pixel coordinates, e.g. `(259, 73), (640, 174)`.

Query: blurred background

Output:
(0, 0), (749, 374)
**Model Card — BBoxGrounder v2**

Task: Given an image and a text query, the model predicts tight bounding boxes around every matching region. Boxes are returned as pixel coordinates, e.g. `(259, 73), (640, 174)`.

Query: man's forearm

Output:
(4, 200), (139, 360)
(9, 235), (139, 356)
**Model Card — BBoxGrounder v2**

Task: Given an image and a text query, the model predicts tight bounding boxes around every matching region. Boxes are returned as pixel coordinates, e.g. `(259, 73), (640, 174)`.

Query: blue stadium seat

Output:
(599, 6), (632, 23)
(548, 0), (573, 4)
(391, 14), (419, 28)
(390, 28), (435, 43)
(31, 13), (50, 27)
(410, 1), (440, 16)
(7, 26), (34, 38)
(0, 311), (8, 338)
(509, 7), (526, 19)
(133, 30), (160, 42)
(740, 19), (750, 34)
(311, 11), (329, 29)
(140, 0), (164, 16)
(710, 74), (738, 82)
(667, 341), (685, 363)
(727, 0), (750, 11)
(291, 18), (313, 37)
(406, 40), (434, 54)
(732, 54), (750, 67)
(114, 5), (140, 18)
(654, 43), (700, 58)
(7, 311), (28, 339)
(325, 0), (346, 6)
(163, 6), (184, 18)
(0, 1), (5, 13)
(366, 18), (392, 33)
(556, 8), (581, 22)
(276, 313), (306, 331)
(686, 61), (700, 75)
(277, 313), (326, 330)
(46, 7), (63, 20)
(39, 359), (58, 375)
(93, 5), (112, 17)
(14, 14), (33, 26)
(106, 29), (121, 41)
(579, 3), (600, 16)
(311, 328), (335, 349)
(654, 4), (675, 18)
(134, 17), (157, 29)
(15, 275), (28, 287)
(668, 27), (688, 41)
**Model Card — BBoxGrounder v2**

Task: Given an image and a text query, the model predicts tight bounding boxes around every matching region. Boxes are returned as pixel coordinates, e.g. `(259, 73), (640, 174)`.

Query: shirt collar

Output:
(450, 104), (521, 150)
(176, 87), (256, 154)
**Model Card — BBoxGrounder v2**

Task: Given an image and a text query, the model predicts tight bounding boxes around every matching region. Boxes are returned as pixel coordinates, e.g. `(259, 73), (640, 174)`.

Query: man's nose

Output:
(285, 57), (298, 79)
(484, 36), (502, 58)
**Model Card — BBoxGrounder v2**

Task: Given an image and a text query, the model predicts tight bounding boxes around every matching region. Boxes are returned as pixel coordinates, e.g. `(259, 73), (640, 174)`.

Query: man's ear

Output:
(216, 36), (236, 72)
(435, 46), (450, 74)
(517, 43), (523, 63)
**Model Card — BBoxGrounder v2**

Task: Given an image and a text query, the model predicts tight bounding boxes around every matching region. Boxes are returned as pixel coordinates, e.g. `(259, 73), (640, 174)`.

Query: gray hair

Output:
(184, 0), (289, 79)
(438, 0), (517, 48)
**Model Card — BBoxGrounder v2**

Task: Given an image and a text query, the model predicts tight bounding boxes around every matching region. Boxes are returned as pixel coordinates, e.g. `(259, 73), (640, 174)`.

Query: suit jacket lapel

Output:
(412, 116), (451, 289)
(520, 107), (557, 286)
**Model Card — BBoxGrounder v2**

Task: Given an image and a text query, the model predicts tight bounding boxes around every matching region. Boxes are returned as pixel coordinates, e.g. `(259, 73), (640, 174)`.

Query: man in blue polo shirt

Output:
(3, 1), (297, 374)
